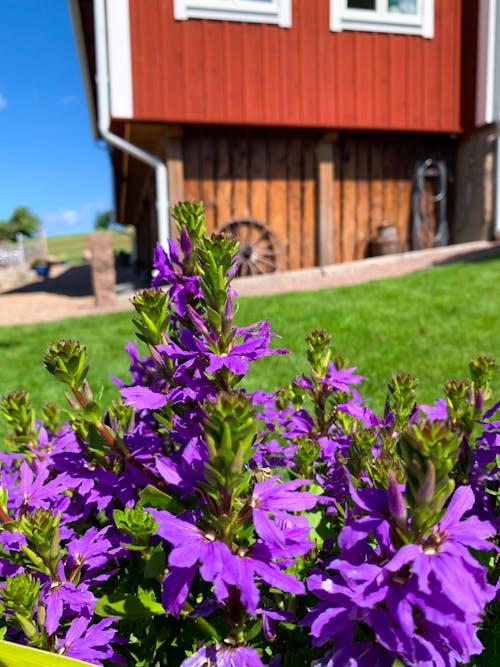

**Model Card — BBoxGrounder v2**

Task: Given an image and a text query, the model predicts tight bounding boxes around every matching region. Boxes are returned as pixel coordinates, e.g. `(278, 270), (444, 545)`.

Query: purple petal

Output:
(121, 385), (168, 410)
(439, 486), (474, 531)
(162, 566), (196, 616)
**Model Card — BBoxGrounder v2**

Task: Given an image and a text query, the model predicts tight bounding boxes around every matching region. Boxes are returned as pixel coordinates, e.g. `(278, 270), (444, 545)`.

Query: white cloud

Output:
(60, 94), (77, 105)
(44, 209), (80, 226)
(43, 201), (107, 229)
(0, 95), (7, 110)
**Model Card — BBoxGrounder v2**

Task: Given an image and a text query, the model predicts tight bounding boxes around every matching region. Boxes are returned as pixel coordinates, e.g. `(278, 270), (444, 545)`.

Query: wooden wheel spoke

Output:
(216, 218), (281, 277)
(253, 256), (276, 270)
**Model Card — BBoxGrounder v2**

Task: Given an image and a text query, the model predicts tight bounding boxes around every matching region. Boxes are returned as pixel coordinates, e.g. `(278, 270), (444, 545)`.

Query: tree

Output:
(94, 210), (114, 230)
(0, 206), (40, 242)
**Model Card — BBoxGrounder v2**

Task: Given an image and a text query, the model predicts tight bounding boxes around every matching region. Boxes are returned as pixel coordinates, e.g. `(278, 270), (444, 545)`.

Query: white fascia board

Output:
(106, 0), (133, 118)
(485, 0), (497, 123)
(491, 0), (500, 121)
(67, 0), (99, 138)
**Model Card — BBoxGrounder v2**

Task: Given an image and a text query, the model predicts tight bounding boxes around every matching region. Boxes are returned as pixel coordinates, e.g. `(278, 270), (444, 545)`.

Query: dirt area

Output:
(0, 241), (498, 327)
(0, 263), (138, 327)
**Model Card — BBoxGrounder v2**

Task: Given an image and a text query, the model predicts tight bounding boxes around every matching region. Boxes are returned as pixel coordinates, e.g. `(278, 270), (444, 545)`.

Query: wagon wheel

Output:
(216, 218), (282, 277)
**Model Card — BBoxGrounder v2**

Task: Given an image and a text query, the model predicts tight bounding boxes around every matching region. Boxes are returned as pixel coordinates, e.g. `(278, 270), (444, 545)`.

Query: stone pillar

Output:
(89, 231), (116, 307)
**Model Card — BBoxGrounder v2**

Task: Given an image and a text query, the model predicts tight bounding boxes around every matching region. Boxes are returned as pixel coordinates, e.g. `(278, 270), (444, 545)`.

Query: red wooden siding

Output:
(128, 0), (463, 132)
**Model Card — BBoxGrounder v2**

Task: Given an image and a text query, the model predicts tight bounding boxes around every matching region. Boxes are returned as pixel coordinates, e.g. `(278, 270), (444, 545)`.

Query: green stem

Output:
(71, 387), (171, 493)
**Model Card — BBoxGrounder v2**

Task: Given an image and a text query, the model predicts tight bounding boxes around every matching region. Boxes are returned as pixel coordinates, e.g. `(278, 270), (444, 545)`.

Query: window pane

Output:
(347, 0), (376, 9)
(388, 0), (417, 14)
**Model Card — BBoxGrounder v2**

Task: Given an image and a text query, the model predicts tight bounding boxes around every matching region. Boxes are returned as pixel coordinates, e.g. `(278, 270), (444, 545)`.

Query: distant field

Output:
(46, 230), (133, 264)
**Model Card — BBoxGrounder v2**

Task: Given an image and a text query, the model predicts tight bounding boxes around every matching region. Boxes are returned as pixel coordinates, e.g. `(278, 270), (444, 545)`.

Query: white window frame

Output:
(330, 0), (434, 39)
(173, 0), (291, 28)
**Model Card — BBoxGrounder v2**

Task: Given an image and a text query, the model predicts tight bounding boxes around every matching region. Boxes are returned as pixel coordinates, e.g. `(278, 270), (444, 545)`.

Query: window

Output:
(173, 0), (291, 27)
(330, 0), (434, 38)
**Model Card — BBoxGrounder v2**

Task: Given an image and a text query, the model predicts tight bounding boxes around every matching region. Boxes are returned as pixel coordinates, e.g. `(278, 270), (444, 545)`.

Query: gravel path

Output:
(0, 264), (135, 327)
(0, 241), (498, 327)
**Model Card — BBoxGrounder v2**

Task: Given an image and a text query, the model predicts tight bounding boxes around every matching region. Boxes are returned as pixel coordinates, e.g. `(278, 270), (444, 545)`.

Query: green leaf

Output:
(0, 640), (93, 667)
(144, 544), (166, 579)
(94, 592), (165, 619)
(138, 485), (184, 514)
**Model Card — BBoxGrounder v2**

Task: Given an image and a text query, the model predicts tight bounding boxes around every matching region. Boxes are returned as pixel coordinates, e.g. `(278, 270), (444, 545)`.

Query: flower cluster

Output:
(0, 201), (498, 667)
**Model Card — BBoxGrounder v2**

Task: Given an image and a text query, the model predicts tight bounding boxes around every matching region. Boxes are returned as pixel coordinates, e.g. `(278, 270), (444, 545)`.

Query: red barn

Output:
(69, 0), (500, 274)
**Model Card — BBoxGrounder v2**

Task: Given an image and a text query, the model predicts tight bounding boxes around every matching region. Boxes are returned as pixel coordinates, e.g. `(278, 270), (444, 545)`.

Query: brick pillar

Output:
(89, 231), (116, 307)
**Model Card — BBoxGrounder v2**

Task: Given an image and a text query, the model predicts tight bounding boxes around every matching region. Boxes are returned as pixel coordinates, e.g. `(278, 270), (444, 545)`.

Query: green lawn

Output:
(45, 230), (133, 264)
(1, 255), (498, 439)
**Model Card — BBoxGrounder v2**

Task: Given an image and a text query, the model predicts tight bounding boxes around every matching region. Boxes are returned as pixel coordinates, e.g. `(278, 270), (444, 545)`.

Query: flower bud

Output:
(415, 460), (436, 505)
(180, 225), (193, 258)
(387, 471), (407, 527)
(44, 339), (88, 389)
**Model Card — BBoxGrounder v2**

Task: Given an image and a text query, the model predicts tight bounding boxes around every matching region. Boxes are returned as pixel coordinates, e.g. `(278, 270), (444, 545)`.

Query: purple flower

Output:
(470, 405), (500, 526)
(384, 485), (496, 618)
(17, 461), (75, 513)
(120, 384), (168, 410)
(305, 485), (497, 667)
(420, 398), (448, 421)
(148, 510), (238, 611)
(181, 642), (265, 667)
(161, 321), (287, 380)
(67, 525), (122, 581)
(55, 615), (120, 666)
(39, 561), (97, 636)
(250, 476), (317, 558)
(336, 399), (381, 427)
(235, 541), (306, 615)
(252, 476), (317, 513)
(151, 241), (201, 319)
(0, 530), (27, 551)
(297, 363), (364, 393)
(207, 321), (287, 376)
(162, 565), (197, 616)
(303, 571), (359, 648)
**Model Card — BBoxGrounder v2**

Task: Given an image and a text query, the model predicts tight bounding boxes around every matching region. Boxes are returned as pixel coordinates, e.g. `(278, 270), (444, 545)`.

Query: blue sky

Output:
(0, 0), (112, 237)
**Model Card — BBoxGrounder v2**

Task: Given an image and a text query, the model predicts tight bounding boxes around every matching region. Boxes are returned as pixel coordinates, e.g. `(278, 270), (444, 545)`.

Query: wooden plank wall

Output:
(333, 132), (456, 262)
(176, 127), (455, 270)
(183, 128), (317, 271)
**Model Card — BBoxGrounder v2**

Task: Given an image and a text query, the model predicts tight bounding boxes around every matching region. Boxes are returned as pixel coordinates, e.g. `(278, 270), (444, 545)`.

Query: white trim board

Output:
(106, 0), (133, 118)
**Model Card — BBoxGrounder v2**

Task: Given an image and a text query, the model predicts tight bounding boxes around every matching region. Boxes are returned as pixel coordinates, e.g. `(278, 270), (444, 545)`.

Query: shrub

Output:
(0, 202), (498, 666)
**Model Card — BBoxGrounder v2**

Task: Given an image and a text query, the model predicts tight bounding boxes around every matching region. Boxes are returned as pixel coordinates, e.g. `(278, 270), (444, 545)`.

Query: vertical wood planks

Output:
(355, 139), (370, 259)
(215, 136), (232, 227)
(200, 136), (216, 232)
(341, 140), (357, 262)
(249, 138), (268, 223)
(183, 134), (201, 203)
(287, 138), (302, 269)
(165, 133), (185, 239)
(302, 140), (316, 268)
(269, 137), (289, 268)
(370, 140), (384, 233)
(179, 127), (454, 271)
(232, 137), (250, 219)
(317, 141), (335, 267)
